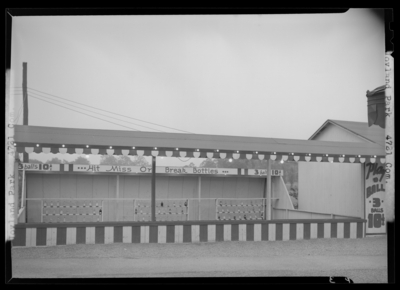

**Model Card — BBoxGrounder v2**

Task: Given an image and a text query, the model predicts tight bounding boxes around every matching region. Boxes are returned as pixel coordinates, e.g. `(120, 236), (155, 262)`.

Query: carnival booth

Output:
(12, 124), (384, 247)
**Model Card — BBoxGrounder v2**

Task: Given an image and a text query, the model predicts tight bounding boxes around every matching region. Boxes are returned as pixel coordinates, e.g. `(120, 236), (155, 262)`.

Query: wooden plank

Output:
(182, 177), (197, 199)
(261, 223), (269, 241)
(140, 226), (149, 243)
(331, 223), (337, 238)
(76, 227), (86, 244)
(42, 175), (60, 199)
(183, 225), (191, 243)
(26, 228), (36, 247)
(254, 224), (261, 241)
(222, 178), (237, 199)
(46, 228), (56, 246)
(95, 226), (105, 244)
(175, 225), (183, 243)
(158, 225), (167, 243)
(282, 224), (290, 241)
(86, 227), (95, 244)
(223, 224), (231, 241)
(122, 226), (131, 243)
(66, 227), (76, 245)
(268, 223), (276, 241)
(166, 225), (175, 243)
(139, 176), (151, 199)
(132, 226), (141, 243)
(168, 177), (184, 199)
(93, 175), (109, 198)
(207, 225), (215, 242)
(199, 224), (208, 242)
(56, 227), (67, 245)
(156, 176), (169, 199)
(317, 223), (324, 238)
(289, 223), (297, 240)
(216, 224), (224, 241)
(275, 223), (283, 241)
(310, 223), (318, 239)
(324, 223), (331, 238)
(191, 225), (200, 242)
(231, 224), (239, 241)
(123, 199), (134, 222)
(104, 226), (113, 244)
(350, 222), (357, 239)
(26, 200), (41, 223)
(60, 175), (77, 198)
(149, 225), (158, 243)
(122, 176), (140, 198)
(303, 223), (311, 240)
(337, 222), (344, 238)
(246, 223), (254, 241)
(236, 177), (249, 198)
(76, 175), (93, 199)
(13, 228), (26, 246)
(27, 174), (43, 198)
(114, 226), (122, 243)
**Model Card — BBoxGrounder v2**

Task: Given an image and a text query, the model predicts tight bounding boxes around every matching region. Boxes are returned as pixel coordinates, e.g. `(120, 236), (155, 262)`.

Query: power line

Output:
(30, 95), (141, 131)
(28, 91), (165, 132)
(27, 87), (194, 134)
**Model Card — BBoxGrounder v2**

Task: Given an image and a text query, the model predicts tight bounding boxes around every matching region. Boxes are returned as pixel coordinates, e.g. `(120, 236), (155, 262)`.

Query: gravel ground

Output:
(12, 235), (387, 259)
(11, 236), (388, 283)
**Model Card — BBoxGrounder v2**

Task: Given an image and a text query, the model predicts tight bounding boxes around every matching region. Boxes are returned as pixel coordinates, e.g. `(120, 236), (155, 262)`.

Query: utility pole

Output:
(22, 62), (28, 163)
(151, 156), (156, 221)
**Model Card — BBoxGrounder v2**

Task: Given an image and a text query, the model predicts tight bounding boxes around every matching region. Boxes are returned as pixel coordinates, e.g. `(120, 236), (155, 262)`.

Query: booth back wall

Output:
(26, 174), (266, 222)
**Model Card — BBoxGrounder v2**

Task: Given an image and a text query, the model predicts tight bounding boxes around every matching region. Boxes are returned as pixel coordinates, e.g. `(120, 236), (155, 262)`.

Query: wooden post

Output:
(198, 176), (201, 221)
(151, 156), (156, 222)
(116, 175), (119, 221)
(22, 62), (29, 163)
(263, 178), (267, 220)
(267, 160), (272, 220)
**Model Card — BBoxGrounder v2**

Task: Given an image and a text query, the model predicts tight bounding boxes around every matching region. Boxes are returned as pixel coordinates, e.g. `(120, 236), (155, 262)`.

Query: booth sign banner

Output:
(19, 163), (285, 177)
(19, 163), (60, 171)
(365, 161), (386, 234)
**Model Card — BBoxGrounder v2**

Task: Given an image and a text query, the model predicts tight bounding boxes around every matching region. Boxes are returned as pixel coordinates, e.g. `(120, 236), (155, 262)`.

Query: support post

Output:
(22, 62), (29, 163)
(116, 175), (119, 221)
(267, 160), (272, 220)
(151, 156), (156, 222)
(198, 176), (201, 221)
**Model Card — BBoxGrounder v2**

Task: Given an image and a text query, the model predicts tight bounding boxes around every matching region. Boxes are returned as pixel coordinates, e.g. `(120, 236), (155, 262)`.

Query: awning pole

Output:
(267, 160), (272, 220)
(151, 156), (156, 222)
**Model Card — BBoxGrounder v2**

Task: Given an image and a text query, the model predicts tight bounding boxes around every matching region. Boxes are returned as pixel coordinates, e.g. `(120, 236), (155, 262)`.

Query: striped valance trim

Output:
(15, 146), (385, 164)
(13, 220), (365, 247)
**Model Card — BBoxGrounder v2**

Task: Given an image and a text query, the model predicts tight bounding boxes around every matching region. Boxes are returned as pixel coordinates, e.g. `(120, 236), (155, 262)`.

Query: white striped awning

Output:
(13, 125), (385, 164)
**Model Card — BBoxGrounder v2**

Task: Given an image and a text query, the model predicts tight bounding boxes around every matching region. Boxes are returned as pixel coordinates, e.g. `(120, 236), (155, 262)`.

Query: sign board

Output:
(18, 163), (60, 171)
(365, 161), (386, 234)
(18, 163), (283, 177)
(247, 169), (283, 176)
(73, 165), (239, 175)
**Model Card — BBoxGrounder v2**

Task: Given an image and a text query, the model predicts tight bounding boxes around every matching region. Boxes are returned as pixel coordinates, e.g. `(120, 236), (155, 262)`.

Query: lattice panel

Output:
(134, 199), (189, 221)
(42, 200), (103, 223)
(216, 199), (265, 221)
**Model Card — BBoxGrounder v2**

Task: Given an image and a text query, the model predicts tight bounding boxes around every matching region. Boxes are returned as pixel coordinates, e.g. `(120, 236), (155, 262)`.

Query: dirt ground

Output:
(11, 235), (388, 283)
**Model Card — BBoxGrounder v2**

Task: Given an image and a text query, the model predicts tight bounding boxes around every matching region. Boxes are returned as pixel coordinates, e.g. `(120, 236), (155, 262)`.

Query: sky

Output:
(9, 9), (385, 165)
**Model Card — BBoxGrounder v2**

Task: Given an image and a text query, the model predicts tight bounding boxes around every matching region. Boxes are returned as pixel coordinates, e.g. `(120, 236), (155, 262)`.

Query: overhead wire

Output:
(27, 91), (165, 132)
(26, 87), (194, 134)
(29, 95), (141, 131)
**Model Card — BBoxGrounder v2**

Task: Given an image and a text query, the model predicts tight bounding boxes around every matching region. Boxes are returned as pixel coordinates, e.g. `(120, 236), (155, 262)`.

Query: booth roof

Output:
(13, 125), (385, 161)
(309, 119), (385, 146)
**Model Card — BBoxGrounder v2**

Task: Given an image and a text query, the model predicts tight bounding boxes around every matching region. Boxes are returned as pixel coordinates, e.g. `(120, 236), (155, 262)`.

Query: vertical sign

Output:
(384, 53), (394, 223)
(5, 69), (15, 241)
(365, 161), (386, 234)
